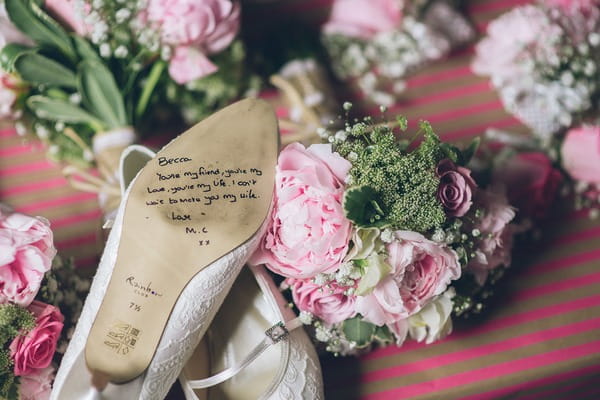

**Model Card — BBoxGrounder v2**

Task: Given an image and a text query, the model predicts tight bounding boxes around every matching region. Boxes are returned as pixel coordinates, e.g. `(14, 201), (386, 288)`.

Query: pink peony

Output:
(44, 0), (88, 35)
(18, 366), (54, 400)
(322, 0), (403, 40)
(436, 159), (477, 217)
(561, 125), (600, 184)
(468, 188), (516, 285)
(288, 278), (356, 325)
(145, 0), (240, 84)
(250, 143), (352, 279)
(356, 231), (460, 325)
(547, 0), (597, 13)
(0, 213), (55, 306)
(493, 152), (562, 219)
(10, 301), (64, 376)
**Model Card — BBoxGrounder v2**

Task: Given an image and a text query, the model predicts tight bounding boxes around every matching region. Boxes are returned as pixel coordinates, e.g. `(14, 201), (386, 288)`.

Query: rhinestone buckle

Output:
(265, 321), (289, 344)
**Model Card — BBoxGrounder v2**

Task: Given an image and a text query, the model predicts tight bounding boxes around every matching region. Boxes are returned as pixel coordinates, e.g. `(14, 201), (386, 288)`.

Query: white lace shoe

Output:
(178, 264), (324, 400)
(51, 99), (279, 400)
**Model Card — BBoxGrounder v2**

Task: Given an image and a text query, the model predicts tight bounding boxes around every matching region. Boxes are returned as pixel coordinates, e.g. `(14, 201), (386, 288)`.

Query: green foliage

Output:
(343, 185), (388, 227)
(14, 53), (77, 88)
(337, 120), (446, 233)
(78, 60), (127, 129)
(342, 316), (376, 348)
(27, 96), (103, 128)
(5, 0), (75, 60)
(0, 303), (35, 374)
(0, 43), (33, 73)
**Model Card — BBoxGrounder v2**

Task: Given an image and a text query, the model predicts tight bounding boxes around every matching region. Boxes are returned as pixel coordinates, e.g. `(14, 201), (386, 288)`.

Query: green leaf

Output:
(396, 115), (408, 131)
(5, 0), (75, 60)
(343, 185), (388, 228)
(460, 137), (481, 166)
(0, 43), (33, 73)
(27, 95), (104, 128)
(373, 325), (394, 344)
(78, 60), (127, 128)
(440, 142), (459, 163)
(14, 53), (77, 88)
(71, 35), (100, 62)
(342, 316), (376, 347)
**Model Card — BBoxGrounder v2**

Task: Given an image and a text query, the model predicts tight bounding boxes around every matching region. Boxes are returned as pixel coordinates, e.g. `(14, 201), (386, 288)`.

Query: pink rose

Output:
(44, 0), (88, 35)
(493, 152), (562, 219)
(145, 0), (240, 84)
(323, 0), (403, 40)
(468, 188), (516, 285)
(0, 213), (55, 306)
(250, 143), (352, 279)
(561, 125), (600, 184)
(436, 159), (477, 217)
(356, 231), (460, 325)
(18, 366), (54, 400)
(547, 0), (597, 13)
(10, 301), (64, 376)
(288, 278), (356, 325)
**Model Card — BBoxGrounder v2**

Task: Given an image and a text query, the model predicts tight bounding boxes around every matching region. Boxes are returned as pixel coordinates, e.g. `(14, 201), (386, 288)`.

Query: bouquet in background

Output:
(0, 0), (254, 218)
(0, 206), (89, 399)
(250, 105), (527, 355)
(472, 0), (600, 142)
(322, 0), (474, 106)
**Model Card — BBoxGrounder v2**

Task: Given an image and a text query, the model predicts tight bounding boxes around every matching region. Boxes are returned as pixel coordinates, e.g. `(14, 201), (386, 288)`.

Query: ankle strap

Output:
(187, 318), (303, 389)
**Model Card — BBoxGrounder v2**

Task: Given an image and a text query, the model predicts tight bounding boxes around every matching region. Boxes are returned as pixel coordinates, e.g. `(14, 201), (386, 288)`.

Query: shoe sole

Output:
(84, 99), (279, 384)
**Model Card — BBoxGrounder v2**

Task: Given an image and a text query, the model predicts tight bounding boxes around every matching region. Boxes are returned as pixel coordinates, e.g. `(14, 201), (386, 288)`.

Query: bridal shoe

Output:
(116, 137), (324, 399)
(51, 99), (279, 400)
(178, 264), (324, 400)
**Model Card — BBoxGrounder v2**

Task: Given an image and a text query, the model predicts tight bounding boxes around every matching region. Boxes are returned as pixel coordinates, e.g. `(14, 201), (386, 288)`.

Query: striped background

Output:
(1, 0), (599, 398)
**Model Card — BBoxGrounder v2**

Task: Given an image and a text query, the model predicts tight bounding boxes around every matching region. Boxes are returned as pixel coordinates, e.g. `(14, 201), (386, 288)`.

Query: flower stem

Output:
(135, 60), (165, 120)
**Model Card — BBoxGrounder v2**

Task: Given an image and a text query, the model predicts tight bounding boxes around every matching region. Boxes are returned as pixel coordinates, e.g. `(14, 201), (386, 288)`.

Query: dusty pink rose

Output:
(468, 188), (516, 285)
(561, 125), (600, 184)
(436, 159), (477, 217)
(356, 231), (460, 325)
(323, 0), (403, 40)
(288, 278), (356, 325)
(145, 0), (240, 84)
(493, 152), (562, 219)
(19, 366), (54, 400)
(250, 143), (352, 279)
(0, 213), (55, 306)
(10, 301), (64, 376)
(44, 0), (88, 35)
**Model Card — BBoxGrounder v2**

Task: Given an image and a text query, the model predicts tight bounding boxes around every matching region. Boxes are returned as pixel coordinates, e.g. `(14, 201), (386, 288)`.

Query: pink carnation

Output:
(561, 125), (600, 184)
(10, 301), (64, 376)
(468, 188), (516, 285)
(250, 143), (352, 279)
(145, 0), (240, 84)
(323, 0), (403, 40)
(288, 278), (356, 325)
(0, 212), (55, 306)
(18, 366), (55, 400)
(356, 231), (461, 325)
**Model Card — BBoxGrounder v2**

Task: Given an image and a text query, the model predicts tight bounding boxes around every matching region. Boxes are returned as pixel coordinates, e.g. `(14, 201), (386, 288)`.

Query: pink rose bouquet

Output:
(252, 109), (524, 355)
(0, 206), (87, 400)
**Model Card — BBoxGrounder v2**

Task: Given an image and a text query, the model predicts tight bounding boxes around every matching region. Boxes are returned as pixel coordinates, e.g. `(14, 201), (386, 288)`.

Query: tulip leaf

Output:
(14, 53), (77, 88)
(342, 316), (376, 348)
(27, 96), (104, 128)
(0, 43), (33, 73)
(78, 60), (127, 128)
(72, 35), (100, 62)
(5, 0), (75, 60)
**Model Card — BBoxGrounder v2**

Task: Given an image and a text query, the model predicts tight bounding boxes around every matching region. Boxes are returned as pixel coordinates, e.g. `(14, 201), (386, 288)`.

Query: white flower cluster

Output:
(323, 17), (450, 106)
(473, 3), (600, 143)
